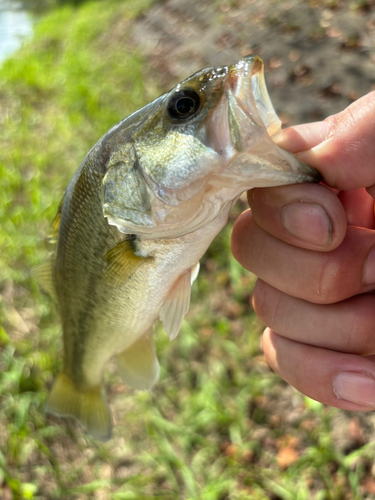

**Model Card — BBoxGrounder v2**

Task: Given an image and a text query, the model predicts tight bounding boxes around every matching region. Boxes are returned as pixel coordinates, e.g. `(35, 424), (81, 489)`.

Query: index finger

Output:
(273, 91), (375, 191)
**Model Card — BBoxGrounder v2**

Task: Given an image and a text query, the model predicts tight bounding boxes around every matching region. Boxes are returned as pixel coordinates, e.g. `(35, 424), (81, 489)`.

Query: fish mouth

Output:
(225, 56), (321, 184)
(228, 55), (282, 137)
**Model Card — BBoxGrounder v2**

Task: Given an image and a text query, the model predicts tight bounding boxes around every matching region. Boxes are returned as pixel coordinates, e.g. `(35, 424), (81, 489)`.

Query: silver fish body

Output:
(36, 56), (320, 440)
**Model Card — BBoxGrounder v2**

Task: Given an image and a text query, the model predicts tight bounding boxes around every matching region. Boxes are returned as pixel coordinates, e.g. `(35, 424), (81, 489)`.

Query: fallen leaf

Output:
(288, 50), (301, 62)
(299, 418), (317, 432)
(277, 446), (299, 469)
(363, 478), (375, 494)
(349, 418), (365, 445)
(268, 57), (282, 69)
(241, 449), (255, 463)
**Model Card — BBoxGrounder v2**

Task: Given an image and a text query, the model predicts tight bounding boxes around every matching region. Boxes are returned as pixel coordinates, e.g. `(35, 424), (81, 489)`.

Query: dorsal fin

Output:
(103, 238), (151, 287)
(52, 194), (65, 238)
(31, 256), (56, 297)
(32, 194), (66, 297)
(160, 269), (192, 341)
(46, 193), (66, 250)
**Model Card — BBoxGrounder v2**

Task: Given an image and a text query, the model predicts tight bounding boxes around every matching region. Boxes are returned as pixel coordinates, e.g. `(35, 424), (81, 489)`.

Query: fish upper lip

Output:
(227, 55), (282, 136)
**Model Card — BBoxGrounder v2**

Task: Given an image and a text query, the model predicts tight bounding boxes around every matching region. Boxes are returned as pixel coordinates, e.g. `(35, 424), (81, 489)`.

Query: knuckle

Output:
(323, 93), (375, 189)
(313, 254), (342, 303)
(345, 299), (375, 355)
(253, 281), (286, 330)
(343, 308), (361, 353)
(252, 280), (269, 321)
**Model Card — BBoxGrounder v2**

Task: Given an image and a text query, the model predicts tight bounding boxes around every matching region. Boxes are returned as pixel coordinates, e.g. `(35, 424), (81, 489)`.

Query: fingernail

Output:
(364, 247), (375, 285)
(333, 372), (375, 407)
(281, 202), (332, 247)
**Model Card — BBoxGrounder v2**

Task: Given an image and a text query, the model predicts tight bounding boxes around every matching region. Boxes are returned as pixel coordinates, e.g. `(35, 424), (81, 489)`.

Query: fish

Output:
(34, 56), (320, 441)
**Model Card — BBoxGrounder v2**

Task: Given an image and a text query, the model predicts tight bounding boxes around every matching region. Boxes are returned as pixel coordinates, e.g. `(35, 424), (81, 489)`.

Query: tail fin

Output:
(46, 372), (112, 441)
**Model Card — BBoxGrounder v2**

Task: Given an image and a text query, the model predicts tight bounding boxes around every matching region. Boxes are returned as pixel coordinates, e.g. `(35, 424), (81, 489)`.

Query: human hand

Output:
(231, 91), (375, 411)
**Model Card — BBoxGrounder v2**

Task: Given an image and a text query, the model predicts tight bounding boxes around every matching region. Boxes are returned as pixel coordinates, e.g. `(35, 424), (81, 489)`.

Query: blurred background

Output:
(1, 0), (375, 498)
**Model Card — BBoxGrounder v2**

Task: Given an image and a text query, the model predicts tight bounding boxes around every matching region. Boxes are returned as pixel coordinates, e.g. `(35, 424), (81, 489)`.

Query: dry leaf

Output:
(288, 50), (301, 62)
(268, 58), (282, 69)
(241, 449), (255, 463)
(363, 478), (375, 494)
(349, 418), (365, 445)
(224, 444), (237, 457)
(277, 446), (299, 469)
(220, 442), (237, 457)
(299, 418), (317, 432)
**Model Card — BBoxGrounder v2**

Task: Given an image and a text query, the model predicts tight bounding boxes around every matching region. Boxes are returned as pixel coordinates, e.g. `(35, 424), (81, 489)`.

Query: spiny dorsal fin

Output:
(103, 238), (151, 287)
(46, 371), (113, 441)
(32, 194), (66, 297)
(32, 257), (56, 298)
(116, 331), (160, 390)
(160, 269), (192, 341)
(52, 194), (65, 239)
(46, 193), (65, 250)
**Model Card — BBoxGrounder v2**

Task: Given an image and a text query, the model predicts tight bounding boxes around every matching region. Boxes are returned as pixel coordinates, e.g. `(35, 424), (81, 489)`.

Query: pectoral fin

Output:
(116, 331), (159, 390)
(46, 372), (113, 441)
(191, 262), (200, 284)
(103, 239), (150, 287)
(160, 269), (193, 341)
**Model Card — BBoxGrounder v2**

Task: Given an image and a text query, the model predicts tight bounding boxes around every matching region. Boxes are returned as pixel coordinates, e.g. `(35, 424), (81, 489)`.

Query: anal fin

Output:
(46, 372), (112, 441)
(116, 331), (160, 390)
(160, 269), (193, 341)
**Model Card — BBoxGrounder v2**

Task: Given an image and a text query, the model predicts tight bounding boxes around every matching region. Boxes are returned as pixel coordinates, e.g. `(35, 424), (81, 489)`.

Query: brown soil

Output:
(133, 0), (375, 125)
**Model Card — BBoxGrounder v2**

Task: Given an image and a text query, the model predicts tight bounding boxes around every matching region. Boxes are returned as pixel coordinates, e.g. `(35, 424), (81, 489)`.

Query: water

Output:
(0, 0), (33, 65)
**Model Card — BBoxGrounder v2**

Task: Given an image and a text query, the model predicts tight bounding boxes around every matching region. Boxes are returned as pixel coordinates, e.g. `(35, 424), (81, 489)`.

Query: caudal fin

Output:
(46, 372), (113, 441)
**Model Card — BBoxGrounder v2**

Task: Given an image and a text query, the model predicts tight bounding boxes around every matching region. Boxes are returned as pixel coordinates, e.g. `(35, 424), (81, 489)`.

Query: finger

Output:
(231, 211), (375, 304)
(338, 188), (375, 229)
(272, 92), (375, 191)
(253, 279), (375, 355)
(263, 328), (375, 412)
(248, 183), (346, 251)
(367, 185), (375, 200)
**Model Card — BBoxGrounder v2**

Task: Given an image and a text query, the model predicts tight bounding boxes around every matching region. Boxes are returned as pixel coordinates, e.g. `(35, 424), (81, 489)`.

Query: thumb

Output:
(273, 91), (375, 191)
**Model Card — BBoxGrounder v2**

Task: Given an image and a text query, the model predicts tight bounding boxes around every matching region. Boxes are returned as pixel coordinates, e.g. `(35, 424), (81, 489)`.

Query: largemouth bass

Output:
(35, 56), (320, 440)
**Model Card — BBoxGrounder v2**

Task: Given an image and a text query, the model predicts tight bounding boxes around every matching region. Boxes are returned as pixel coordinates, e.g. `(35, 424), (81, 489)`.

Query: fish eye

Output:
(167, 89), (201, 121)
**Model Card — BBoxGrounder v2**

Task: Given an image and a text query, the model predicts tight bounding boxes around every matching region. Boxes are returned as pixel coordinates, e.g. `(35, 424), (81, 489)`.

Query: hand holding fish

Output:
(231, 91), (375, 411)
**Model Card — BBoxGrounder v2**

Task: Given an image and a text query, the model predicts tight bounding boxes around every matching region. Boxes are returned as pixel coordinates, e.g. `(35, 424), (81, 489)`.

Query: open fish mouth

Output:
(228, 55), (282, 136)
(224, 55), (321, 184)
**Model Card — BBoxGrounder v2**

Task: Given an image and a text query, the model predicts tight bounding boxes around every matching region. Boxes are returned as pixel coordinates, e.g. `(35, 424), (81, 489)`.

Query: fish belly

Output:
(80, 208), (231, 386)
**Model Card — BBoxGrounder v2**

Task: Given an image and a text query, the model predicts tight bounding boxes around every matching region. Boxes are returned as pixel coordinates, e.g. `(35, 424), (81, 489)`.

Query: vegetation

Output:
(1, 0), (375, 499)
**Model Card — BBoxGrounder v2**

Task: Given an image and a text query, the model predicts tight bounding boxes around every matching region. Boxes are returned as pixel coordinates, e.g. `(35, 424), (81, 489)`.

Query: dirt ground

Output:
(133, 0), (375, 126)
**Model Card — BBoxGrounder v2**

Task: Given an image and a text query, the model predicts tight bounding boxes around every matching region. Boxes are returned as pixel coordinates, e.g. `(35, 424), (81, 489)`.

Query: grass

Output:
(1, 0), (375, 499)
